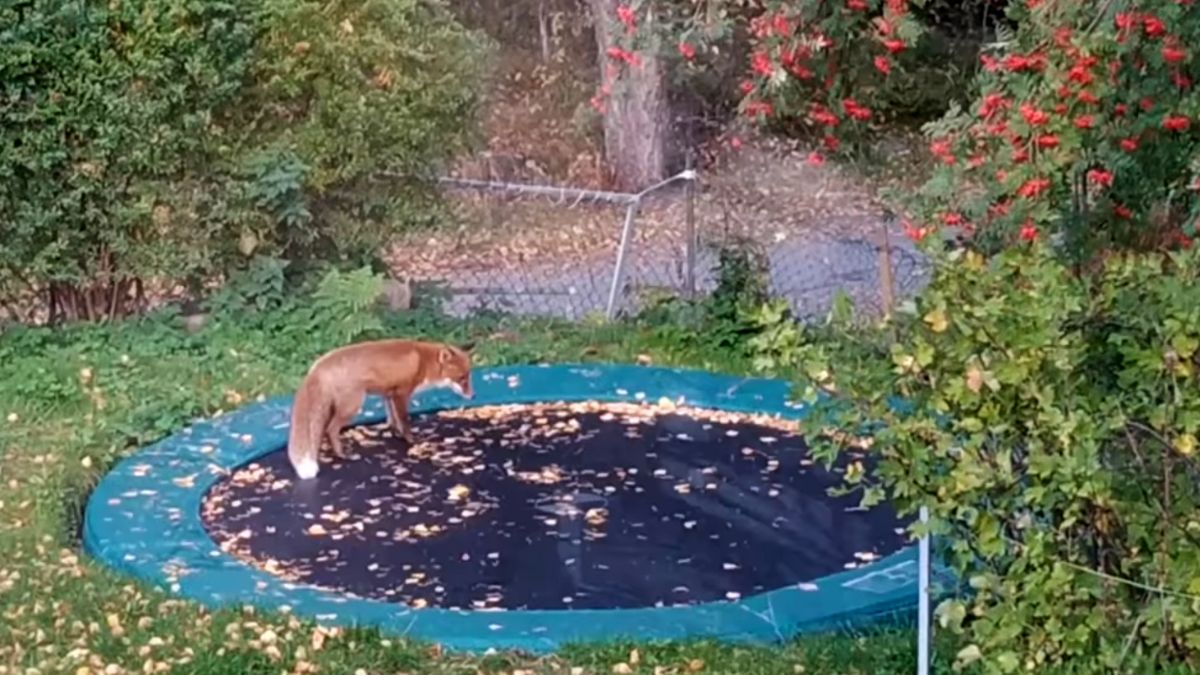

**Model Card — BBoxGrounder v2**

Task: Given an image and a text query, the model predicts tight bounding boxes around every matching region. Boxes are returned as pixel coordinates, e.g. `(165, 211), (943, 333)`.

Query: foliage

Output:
(597, 0), (929, 156)
(633, 236), (775, 354)
(0, 0), (485, 322)
(901, 0), (1200, 258)
(236, 0), (487, 265)
(763, 244), (1200, 672)
(207, 256), (293, 316)
(704, 235), (773, 330)
(598, 1), (1200, 257)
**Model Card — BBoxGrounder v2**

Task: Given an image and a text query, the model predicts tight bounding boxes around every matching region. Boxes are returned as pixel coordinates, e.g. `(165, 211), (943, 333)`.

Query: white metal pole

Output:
(918, 504), (931, 675)
(606, 202), (640, 319)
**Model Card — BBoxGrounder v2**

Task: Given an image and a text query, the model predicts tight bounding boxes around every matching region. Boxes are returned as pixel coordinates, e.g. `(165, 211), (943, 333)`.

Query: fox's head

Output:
(436, 342), (474, 399)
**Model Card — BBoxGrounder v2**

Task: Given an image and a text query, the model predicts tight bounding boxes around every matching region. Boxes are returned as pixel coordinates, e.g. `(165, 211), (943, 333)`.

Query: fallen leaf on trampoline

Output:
(172, 475), (196, 488)
(797, 582), (819, 591)
(854, 551), (880, 562)
(306, 524), (327, 536)
(723, 562), (740, 570)
(725, 591), (741, 600)
(674, 483), (691, 494)
(447, 484), (471, 501)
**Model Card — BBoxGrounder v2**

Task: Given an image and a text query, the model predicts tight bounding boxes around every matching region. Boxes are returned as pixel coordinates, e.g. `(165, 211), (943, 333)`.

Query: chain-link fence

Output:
(388, 163), (931, 322)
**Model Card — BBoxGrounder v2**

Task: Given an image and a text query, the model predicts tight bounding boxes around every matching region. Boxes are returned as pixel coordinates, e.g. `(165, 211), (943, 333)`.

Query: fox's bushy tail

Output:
(287, 377), (330, 480)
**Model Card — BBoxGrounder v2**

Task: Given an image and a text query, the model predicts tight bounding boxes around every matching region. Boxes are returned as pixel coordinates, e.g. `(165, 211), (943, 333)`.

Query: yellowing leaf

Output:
(924, 308), (949, 333)
(965, 365), (983, 394)
(1172, 334), (1198, 359)
(845, 461), (864, 482)
(1175, 434), (1196, 457)
(955, 644), (983, 668)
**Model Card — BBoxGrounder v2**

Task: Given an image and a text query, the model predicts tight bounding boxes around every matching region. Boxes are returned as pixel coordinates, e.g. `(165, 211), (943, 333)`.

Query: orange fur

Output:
(287, 339), (473, 479)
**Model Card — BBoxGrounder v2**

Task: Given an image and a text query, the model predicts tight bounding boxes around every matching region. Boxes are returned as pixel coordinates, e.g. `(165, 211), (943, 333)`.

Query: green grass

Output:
(0, 304), (962, 674)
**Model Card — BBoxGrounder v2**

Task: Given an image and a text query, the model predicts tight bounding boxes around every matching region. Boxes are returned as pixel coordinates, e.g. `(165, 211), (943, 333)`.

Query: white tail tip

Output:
(292, 457), (320, 480)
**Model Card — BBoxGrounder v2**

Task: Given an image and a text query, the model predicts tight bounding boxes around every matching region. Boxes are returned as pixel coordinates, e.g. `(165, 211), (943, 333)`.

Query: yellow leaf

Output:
(955, 644), (983, 668)
(965, 365), (983, 394)
(845, 461), (864, 482)
(924, 308), (949, 333)
(1175, 434), (1197, 457)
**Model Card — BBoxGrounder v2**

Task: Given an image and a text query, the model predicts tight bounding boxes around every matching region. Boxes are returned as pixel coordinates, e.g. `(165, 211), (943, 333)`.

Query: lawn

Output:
(0, 301), (961, 675)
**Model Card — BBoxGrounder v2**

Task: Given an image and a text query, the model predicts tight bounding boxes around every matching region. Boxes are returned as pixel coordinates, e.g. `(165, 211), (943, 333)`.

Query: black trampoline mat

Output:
(202, 400), (907, 611)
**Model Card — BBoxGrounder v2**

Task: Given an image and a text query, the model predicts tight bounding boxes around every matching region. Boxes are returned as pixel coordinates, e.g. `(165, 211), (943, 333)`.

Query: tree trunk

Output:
(590, 0), (667, 191)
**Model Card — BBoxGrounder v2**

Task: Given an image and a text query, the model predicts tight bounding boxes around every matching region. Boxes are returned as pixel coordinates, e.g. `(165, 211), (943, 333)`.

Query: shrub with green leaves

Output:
(0, 0), (485, 322)
(761, 244), (1200, 672)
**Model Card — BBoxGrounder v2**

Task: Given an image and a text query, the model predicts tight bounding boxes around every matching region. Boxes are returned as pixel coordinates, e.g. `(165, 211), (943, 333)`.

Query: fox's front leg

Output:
(387, 391), (416, 444)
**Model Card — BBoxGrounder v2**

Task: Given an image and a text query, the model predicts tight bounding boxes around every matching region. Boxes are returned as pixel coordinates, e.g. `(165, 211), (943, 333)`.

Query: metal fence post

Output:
(606, 201), (640, 319)
(684, 151), (697, 299)
(879, 218), (896, 317)
(918, 504), (931, 675)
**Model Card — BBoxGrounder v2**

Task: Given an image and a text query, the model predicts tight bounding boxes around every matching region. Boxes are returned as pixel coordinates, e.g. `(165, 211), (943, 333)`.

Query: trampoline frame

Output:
(84, 364), (944, 653)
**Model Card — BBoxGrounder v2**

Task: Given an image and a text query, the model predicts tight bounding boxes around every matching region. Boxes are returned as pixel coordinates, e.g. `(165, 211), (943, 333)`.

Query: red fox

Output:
(287, 339), (474, 480)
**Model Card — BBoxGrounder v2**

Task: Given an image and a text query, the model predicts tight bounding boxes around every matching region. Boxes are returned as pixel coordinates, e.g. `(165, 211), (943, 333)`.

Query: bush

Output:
(905, 0), (1200, 259)
(0, 0), (485, 323)
(770, 245), (1200, 672)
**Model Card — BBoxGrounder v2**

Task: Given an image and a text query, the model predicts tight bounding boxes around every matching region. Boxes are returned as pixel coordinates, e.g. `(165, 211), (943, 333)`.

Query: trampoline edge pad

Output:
(83, 363), (954, 653)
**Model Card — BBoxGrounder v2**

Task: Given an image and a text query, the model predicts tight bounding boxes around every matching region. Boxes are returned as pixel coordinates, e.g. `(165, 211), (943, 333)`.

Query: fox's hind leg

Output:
(323, 390), (363, 459)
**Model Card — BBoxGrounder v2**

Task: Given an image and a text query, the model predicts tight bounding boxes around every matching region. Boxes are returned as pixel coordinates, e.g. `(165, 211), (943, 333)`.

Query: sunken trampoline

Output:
(84, 364), (928, 652)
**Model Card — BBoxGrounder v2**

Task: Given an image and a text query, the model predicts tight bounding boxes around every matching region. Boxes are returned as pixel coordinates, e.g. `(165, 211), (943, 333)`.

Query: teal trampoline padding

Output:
(83, 363), (954, 653)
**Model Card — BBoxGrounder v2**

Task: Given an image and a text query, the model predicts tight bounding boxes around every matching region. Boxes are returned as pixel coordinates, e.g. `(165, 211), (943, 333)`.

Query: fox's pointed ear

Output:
(438, 347), (453, 364)
(459, 340), (476, 354)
